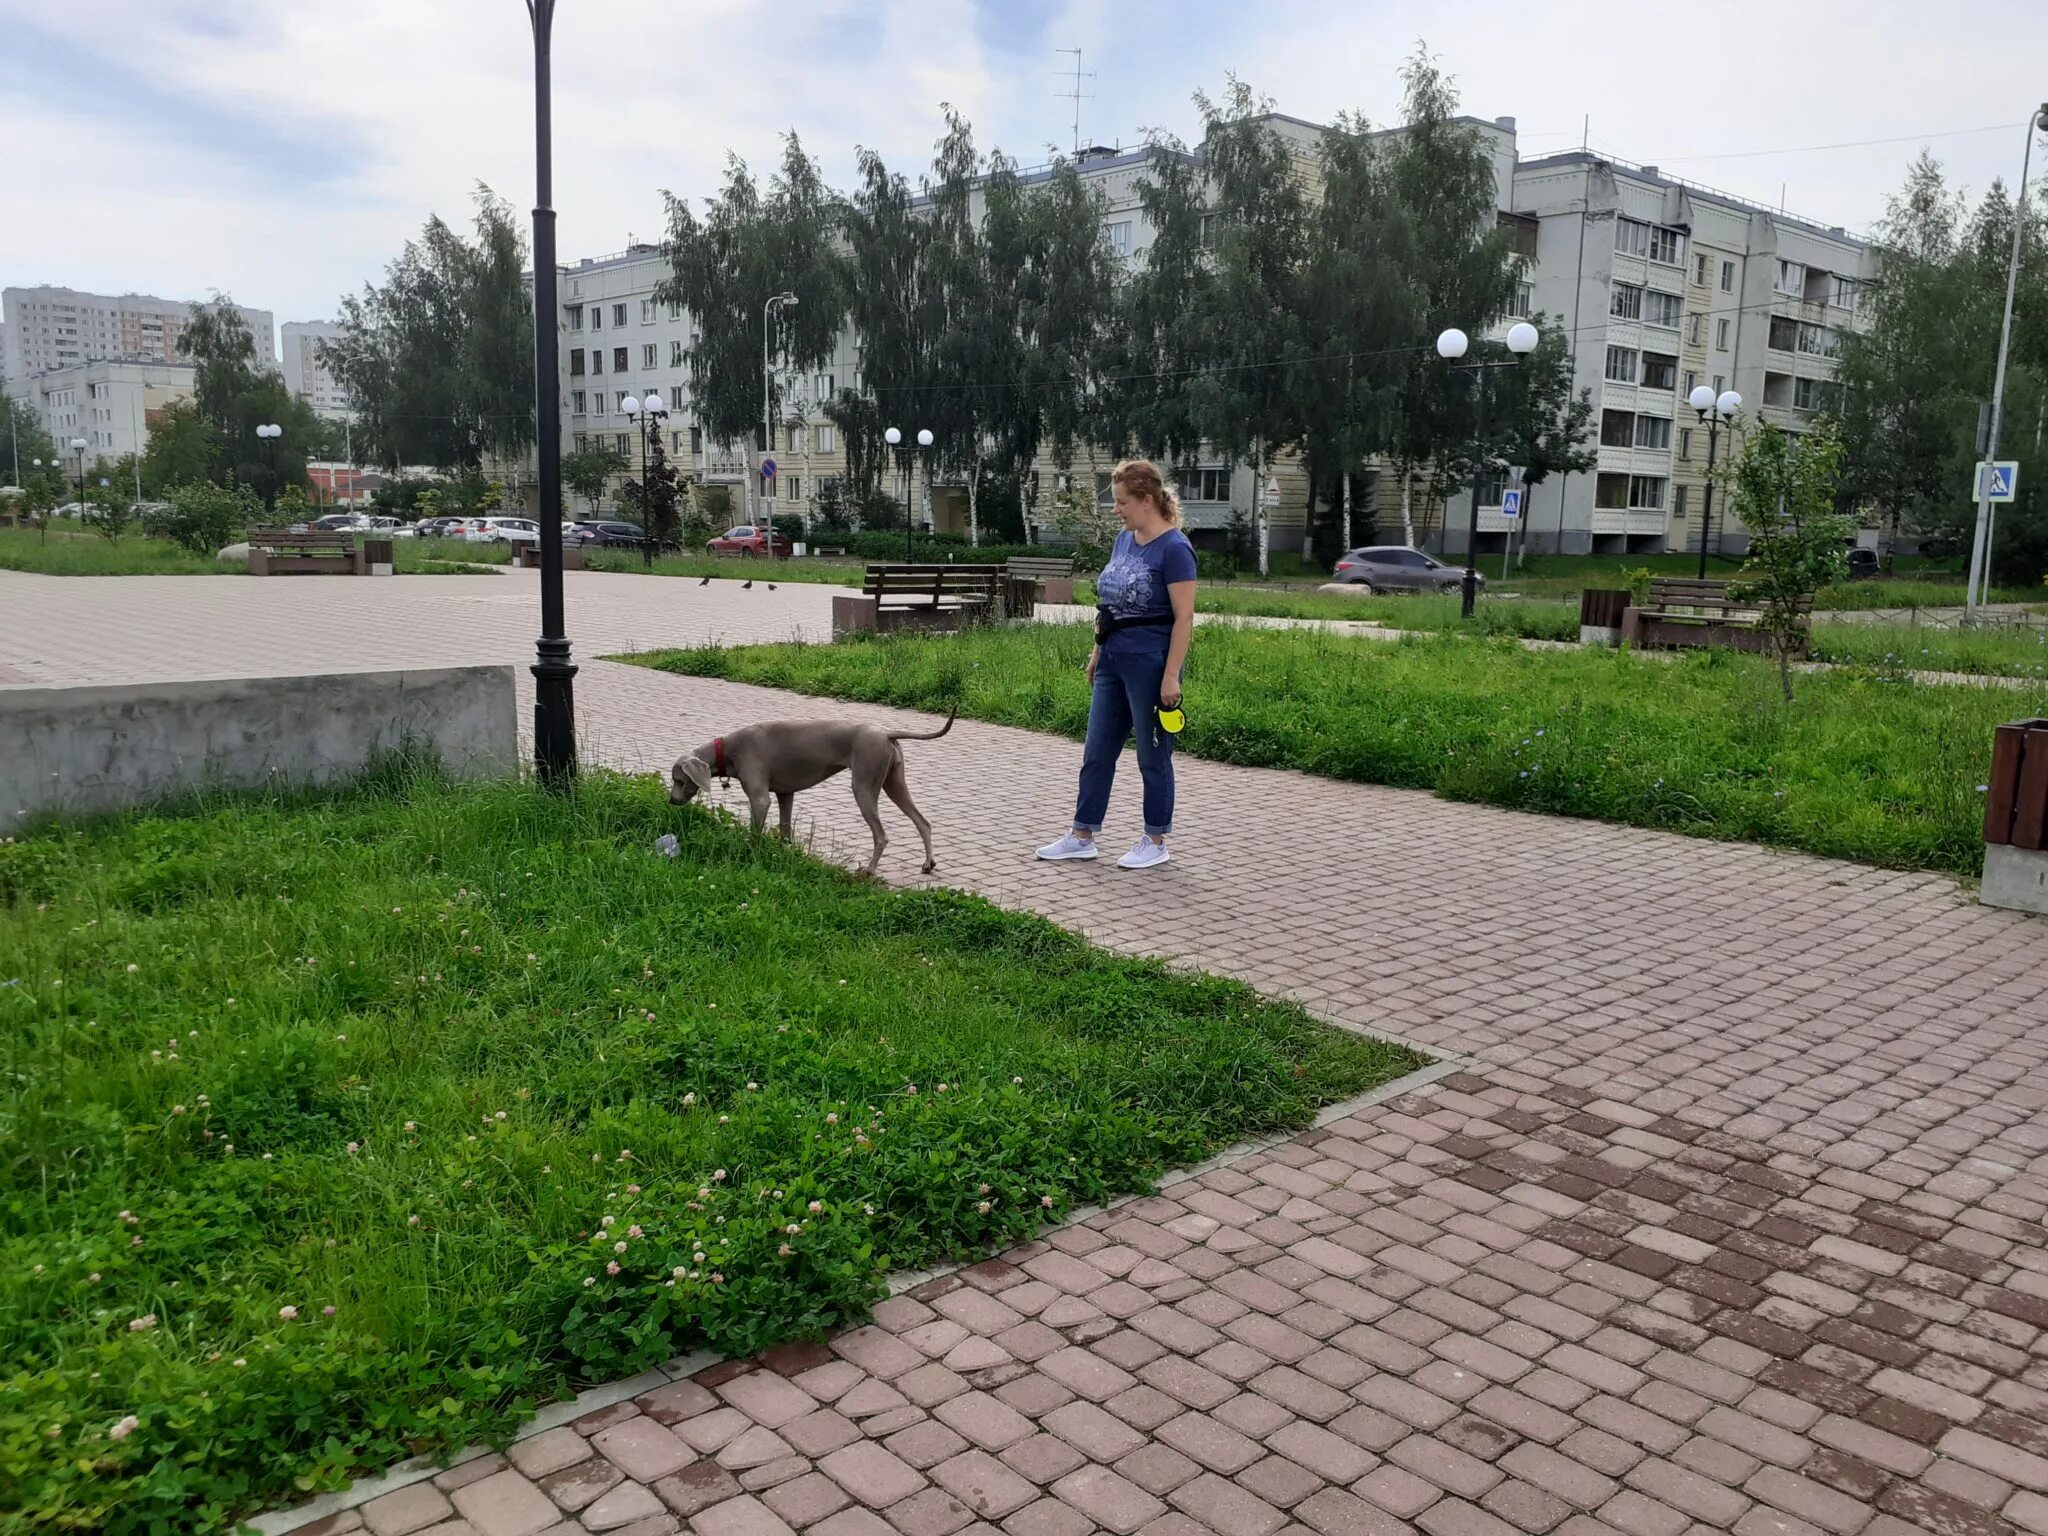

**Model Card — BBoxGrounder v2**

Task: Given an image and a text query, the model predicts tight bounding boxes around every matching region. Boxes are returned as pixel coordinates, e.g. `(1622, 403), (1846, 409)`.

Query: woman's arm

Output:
(1162, 579), (1195, 706)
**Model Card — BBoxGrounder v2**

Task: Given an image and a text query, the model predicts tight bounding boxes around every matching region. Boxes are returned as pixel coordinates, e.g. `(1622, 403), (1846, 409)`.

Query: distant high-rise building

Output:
(0, 285), (276, 385)
(281, 321), (351, 420)
(18, 360), (197, 466)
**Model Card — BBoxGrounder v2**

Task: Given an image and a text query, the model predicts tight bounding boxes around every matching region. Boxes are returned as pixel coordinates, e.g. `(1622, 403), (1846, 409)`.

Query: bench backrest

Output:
(1006, 556), (1075, 580)
(1645, 577), (1812, 615)
(862, 563), (1007, 605)
(249, 527), (356, 552)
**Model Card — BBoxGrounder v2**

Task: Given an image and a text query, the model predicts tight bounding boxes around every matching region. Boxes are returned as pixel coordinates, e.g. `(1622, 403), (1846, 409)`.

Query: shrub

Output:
(144, 482), (263, 556)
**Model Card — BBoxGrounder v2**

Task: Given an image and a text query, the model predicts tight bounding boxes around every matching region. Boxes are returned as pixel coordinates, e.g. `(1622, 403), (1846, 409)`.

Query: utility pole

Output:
(1056, 48), (1095, 153)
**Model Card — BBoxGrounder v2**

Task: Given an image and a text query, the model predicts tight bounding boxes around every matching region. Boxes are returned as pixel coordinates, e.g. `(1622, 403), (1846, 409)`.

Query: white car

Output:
(457, 517), (540, 546)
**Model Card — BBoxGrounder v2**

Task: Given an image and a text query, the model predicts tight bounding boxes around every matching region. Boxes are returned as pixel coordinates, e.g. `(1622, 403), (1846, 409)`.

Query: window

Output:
(1512, 281), (1534, 318)
(1720, 260), (1735, 292)
(1610, 283), (1643, 321)
(1474, 470), (1507, 509)
(691, 426), (703, 454)
(568, 305), (583, 330)
(1600, 409), (1636, 448)
(1768, 316), (1799, 352)
(1605, 346), (1638, 383)
(816, 373), (835, 400)
(1644, 290), (1683, 329)
(1715, 318), (1730, 351)
(590, 306), (602, 330)
(569, 349), (585, 377)
(815, 425), (835, 453)
(573, 433), (588, 453)
(1641, 352), (1678, 390)
(1798, 323), (1839, 358)
(1648, 227), (1682, 265)
(785, 476), (801, 501)
(1794, 377), (1820, 411)
(612, 303), (628, 327)
(1634, 414), (1672, 450)
(670, 386), (686, 410)
(615, 434), (629, 455)
(1831, 276), (1863, 311)
(572, 390), (586, 415)
(672, 431), (685, 453)
(1686, 314), (1703, 345)
(1774, 260), (1805, 296)
(1675, 485), (1689, 520)
(1176, 467), (1231, 503)
(1695, 253), (1712, 286)
(642, 344), (657, 368)
(670, 340), (685, 367)
(1614, 218), (1650, 257)
(1629, 476), (1666, 510)
(613, 347), (628, 373)
(616, 391), (631, 412)
(590, 349), (603, 374)
(1103, 220), (1132, 257)
(1679, 427), (1693, 460)
(640, 300), (654, 324)
(1713, 374), (1725, 393)
(1595, 472), (1631, 509)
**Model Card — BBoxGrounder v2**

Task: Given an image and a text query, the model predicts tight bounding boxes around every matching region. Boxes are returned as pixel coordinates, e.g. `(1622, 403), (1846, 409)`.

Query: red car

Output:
(705, 524), (792, 558)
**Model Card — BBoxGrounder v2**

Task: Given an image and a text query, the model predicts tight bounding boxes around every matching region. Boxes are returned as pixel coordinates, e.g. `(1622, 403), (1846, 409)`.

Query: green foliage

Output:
(630, 623), (2041, 877)
(622, 436), (684, 545)
(562, 446), (629, 513)
(324, 186), (536, 472)
(1727, 422), (1853, 700)
(144, 481), (263, 556)
(81, 483), (133, 542)
(138, 403), (219, 498)
(0, 774), (1408, 1530)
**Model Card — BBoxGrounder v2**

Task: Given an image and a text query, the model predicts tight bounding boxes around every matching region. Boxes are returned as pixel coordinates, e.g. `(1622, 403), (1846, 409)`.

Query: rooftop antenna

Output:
(1056, 47), (1095, 154)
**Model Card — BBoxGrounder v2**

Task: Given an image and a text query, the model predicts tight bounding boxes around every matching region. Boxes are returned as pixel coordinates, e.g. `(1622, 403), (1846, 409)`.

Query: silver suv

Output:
(1332, 546), (1480, 595)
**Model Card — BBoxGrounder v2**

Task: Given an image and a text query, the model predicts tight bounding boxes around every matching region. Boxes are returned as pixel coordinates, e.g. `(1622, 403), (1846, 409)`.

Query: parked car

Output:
(458, 517), (541, 546)
(412, 517), (466, 539)
(308, 513), (367, 532)
(569, 519), (648, 548)
(1331, 545), (1480, 595)
(706, 524), (792, 558)
(1846, 547), (1880, 581)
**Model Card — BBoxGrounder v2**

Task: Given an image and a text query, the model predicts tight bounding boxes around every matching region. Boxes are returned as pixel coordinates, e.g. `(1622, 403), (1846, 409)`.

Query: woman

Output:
(1037, 459), (1197, 870)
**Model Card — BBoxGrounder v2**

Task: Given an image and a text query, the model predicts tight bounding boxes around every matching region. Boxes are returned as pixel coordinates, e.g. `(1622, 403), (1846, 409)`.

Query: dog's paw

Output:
(921, 861), (936, 875)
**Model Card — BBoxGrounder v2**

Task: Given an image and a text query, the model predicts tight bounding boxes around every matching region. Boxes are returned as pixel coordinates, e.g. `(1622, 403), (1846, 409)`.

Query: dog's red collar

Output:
(711, 737), (730, 784)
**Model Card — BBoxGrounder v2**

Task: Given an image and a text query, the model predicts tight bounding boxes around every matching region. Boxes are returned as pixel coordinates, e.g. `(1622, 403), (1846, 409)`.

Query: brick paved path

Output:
(6, 572), (2047, 1536)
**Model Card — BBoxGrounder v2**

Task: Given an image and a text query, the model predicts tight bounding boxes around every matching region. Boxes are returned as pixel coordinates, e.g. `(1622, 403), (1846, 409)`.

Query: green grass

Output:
(1809, 578), (2042, 611)
(1153, 584), (1581, 640)
(627, 624), (2042, 877)
(0, 529), (510, 578)
(0, 769), (1413, 1534)
(1809, 618), (2048, 678)
(584, 549), (865, 585)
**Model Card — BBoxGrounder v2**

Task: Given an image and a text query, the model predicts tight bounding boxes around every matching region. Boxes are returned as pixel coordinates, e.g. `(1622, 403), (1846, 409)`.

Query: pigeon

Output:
(742, 579), (754, 590)
(767, 583), (777, 591)
(698, 576), (710, 586)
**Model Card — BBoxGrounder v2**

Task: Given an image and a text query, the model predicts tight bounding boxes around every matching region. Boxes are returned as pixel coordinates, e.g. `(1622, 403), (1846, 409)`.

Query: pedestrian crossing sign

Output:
(1500, 488), (1523, 520)
(1977, 461), (2019, 503)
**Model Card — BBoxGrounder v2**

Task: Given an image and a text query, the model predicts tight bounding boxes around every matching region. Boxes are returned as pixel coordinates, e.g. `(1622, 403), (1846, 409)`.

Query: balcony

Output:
(1590, 508), (1669, 537)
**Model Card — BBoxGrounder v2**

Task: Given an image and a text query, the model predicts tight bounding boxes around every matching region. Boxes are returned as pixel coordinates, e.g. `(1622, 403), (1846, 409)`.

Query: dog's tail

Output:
(890, 704), (958, 742)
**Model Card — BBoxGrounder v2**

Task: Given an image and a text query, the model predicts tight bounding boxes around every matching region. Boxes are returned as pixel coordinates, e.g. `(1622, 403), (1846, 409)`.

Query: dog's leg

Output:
(744, 782), (772, 836)
(776, 791), (794, 841)
(882, 758), (937, 874)
(849, 775), (889, 876)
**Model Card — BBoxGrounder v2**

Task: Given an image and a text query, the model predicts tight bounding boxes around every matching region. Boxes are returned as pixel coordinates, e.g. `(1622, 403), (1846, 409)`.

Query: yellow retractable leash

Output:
(1155, 703), (1186, 736)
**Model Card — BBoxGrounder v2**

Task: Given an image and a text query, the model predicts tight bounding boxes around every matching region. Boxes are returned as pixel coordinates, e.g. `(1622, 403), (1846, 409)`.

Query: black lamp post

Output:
(70, 437), (87, 518)
(1687, 385), (1742, 578)
(622, 391), (668, 567)
(255, 423), (282, 515)
(1436, 322), (1540, 619)
(883, 426), (932, 561)
(527, 0), (576, 789)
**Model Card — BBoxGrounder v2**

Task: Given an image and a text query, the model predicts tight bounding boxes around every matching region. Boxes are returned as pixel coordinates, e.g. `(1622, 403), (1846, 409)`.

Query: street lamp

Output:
(763, 292), (797, 533)
(620, 391), (669, 564)
(1687, 385), (1743, 578)
(255, 423), (283, 515)
(1966, 103), (2048, 612)
(883, 426), (934, 562)
(526, 0), (576, 788)
(69, 437), (88, 518)
(1437, 321), (1539, 619)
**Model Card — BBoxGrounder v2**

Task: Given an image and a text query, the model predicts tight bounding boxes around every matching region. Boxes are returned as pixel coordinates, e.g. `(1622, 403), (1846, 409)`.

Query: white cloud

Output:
(3, 0), (2043, 348)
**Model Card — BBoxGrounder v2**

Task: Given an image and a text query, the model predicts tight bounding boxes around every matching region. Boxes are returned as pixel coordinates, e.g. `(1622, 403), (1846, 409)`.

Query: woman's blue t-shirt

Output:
(1097, 528), (1197, 656)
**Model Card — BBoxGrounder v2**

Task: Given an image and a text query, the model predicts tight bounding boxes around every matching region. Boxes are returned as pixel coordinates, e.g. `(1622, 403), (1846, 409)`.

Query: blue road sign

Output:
(760, 458), (777, 480)
(1976, 461), (2018, 503)
(1499, 488), (1523, 520)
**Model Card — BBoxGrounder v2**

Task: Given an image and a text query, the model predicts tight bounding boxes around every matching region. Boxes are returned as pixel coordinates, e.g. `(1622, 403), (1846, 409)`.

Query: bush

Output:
(835, 531), (1107, 570)
(143, 482), (264, 556)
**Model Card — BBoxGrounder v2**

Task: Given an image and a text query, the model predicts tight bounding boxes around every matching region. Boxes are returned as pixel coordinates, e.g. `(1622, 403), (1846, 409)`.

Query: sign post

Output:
(1499, 466), (1526, 582)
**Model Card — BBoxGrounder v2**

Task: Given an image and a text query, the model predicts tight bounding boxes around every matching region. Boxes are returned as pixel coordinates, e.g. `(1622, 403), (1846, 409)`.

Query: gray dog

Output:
(669, 708), (957, 875)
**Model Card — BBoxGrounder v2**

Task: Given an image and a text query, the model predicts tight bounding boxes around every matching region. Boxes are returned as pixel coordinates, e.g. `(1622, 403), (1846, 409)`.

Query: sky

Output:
(3, 0), (2045, 359)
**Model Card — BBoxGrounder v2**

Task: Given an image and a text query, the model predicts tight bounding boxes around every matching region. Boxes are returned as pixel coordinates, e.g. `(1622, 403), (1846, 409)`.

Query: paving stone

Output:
(651, 1462), (743, 1518)
(363, 1483), (456, 1536)
(1049, 1465), (1168, 1534)
(687, 1495), (799, 1536)
(932, 1449), (1040, 1519)
(448, 1470), (561, 1536)
(817, 1442), (927, 1508)
(761, 1471), (851, 1527)
(591, 1419), (693, 1484)
(580, 1482), (666, 1533)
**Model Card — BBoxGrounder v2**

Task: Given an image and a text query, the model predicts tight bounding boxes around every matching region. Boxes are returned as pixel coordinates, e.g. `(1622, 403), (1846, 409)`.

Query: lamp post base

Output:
(531, 638), (578, 790)
(1461, 569), (1479, 620)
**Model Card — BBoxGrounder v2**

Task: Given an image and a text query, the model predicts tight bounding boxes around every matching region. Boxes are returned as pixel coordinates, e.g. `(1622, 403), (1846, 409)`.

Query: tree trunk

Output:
(1253, 441), (1270, 578)
(1400, 468), (1415, 549)
(1341, 468), (1352, 555)
(967, 461), (980, 547)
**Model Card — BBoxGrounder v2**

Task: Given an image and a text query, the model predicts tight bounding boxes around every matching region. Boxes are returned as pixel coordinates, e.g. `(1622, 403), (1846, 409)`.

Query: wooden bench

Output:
(832, 563), (1015, 636)
(1622, 577), (1811, 656)
(248, 528), (367, 576)
(515, 544), (585, 570)
(1006, 554), (1077, 605)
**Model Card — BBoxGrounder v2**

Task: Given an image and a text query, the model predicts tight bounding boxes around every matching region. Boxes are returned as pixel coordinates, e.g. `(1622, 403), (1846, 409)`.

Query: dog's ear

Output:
(673, 755), (714, 797)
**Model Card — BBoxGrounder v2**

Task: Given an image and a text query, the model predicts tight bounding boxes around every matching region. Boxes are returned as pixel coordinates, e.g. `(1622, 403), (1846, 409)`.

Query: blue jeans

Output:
(1073, 647), (1176, 838)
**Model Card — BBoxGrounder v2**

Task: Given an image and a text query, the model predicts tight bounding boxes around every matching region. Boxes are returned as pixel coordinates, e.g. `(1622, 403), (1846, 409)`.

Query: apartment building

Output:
(281, 321), (352, 419)
(521, 114), (1866, 557)
(1, 285), (276, 384)
(16, 360), (197, 464)
(1486, 154), (1876, 556)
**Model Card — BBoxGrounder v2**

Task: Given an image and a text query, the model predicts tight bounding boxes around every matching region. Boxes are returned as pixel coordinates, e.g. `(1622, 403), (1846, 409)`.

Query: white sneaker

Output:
(1117, 838), (1171, 870)
(1036, 833), (1099, 861)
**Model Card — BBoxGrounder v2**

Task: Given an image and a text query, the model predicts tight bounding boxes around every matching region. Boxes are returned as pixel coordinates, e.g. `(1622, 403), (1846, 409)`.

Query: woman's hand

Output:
(1085, 646), (1100, 684)
(1160, 679), (1182, 710)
